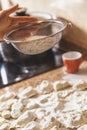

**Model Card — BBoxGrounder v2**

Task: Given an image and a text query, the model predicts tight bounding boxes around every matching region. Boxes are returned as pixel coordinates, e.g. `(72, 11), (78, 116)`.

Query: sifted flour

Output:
(0, 79), (87, 129)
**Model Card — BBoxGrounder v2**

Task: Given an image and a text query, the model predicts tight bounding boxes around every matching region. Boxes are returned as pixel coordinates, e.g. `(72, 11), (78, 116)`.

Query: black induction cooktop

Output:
(0, 46), (64, 88)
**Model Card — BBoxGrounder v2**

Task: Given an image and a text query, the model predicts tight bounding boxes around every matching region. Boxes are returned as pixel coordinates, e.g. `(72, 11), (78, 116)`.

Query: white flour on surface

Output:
(62, 67), (87, 85)
(0, 79), (87, 129)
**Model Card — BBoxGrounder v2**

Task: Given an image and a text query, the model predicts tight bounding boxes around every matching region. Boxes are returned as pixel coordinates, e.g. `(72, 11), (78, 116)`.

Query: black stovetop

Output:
(0, 47), (64, 88)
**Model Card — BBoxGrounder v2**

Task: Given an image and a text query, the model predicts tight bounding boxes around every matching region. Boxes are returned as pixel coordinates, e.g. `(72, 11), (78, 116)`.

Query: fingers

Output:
(3, 4), (19, 15)
(11, 15), (38, 22)
(8, 16), (38, 31)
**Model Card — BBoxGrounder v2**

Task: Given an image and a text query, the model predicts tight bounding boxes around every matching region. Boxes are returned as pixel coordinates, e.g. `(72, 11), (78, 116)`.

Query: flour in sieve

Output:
(13, 32), (61, 54)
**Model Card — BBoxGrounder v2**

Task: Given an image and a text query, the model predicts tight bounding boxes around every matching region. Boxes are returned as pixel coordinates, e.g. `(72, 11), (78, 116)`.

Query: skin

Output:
(0, 4), (38, 41)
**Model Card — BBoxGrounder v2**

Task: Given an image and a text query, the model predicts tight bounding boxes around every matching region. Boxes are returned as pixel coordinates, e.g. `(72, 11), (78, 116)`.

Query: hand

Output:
(0, 4), (38, 41)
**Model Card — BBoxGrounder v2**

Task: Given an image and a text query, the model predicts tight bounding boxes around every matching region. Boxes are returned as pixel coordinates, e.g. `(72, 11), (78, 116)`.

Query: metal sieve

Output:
(4, 19), (67, 55)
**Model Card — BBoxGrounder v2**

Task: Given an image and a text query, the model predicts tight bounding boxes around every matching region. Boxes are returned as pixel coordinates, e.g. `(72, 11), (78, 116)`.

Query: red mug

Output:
(62, 51), (83, 73)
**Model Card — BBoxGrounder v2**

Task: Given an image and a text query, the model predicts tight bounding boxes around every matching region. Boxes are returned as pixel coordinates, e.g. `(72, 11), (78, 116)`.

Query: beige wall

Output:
(10, 0), (53, 12)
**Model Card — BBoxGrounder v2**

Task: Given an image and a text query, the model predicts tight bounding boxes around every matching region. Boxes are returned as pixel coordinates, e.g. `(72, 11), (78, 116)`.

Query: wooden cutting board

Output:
(0, 60), (86, 93)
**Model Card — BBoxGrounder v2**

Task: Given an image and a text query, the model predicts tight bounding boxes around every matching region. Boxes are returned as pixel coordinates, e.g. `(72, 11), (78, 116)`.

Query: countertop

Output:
(1, 60), (87, 93)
